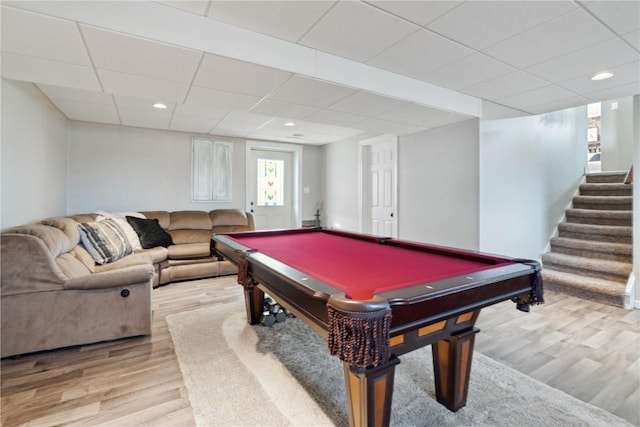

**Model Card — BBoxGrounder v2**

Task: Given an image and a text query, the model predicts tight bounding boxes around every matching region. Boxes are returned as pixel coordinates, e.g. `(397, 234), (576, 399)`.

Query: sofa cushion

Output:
(169, 211), (212, 230)
(78, 219), (133, 265)
(41, 217), (81, 247)
(168, 229), (211, 245)
(210, 209), (249, 227)
(56, 252), (92, 278)
(167, 243), (211, 259)
(126, 216), (174, 249)
(70, 246), (96, 273)
(7, 224), (74, 258)
(94, 252), (153, 273)
(136, 246), (169, 264)
(140, 211), (170, 229)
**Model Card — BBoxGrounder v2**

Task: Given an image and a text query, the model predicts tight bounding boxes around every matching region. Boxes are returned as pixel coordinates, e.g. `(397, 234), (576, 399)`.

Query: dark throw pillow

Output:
(126, 216), (174, 249)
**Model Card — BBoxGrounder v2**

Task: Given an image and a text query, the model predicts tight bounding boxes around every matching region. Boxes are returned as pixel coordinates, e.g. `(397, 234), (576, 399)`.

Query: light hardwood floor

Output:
(2, 277), (638, 426)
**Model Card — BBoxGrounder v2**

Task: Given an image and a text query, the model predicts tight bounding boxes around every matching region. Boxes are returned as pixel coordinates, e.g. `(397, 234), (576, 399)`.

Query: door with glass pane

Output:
(248, 149), (293, 230)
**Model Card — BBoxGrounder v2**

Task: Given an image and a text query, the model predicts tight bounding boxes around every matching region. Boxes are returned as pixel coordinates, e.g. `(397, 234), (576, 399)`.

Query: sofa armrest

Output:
(64, 265), (154, 290)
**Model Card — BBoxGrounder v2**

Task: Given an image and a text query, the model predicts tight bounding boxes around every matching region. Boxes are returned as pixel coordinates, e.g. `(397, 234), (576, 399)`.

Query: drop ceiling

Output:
(1, 1), (638, 145)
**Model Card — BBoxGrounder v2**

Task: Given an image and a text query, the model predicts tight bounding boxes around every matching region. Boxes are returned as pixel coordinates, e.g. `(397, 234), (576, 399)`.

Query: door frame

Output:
(358, 135), (399, 237)
(246, 140), (302, 228)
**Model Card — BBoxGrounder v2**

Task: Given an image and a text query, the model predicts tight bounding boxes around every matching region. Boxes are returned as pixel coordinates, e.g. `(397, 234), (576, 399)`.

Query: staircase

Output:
(541, 171), (633, 307)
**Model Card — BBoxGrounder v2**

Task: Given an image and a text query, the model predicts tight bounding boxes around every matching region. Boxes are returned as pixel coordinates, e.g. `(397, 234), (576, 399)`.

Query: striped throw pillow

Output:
(78, 219), (132, 264)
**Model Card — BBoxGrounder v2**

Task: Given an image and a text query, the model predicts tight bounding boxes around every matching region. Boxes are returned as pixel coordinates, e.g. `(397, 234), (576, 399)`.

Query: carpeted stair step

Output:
(565, 208), (632, 227)
(541, 269), (626, 307)
(558, 222), (632, 244)
(541, 252), (631, 283)
(572, 195), (632, 211)
(549, 237), (632, 263)
(585, 172), (627, 183)
(578, 183), (632, 197)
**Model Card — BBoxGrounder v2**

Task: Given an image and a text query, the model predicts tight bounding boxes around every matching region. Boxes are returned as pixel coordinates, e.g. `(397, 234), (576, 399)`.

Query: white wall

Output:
(68, 121), (322, 218)
(68, 122), (247, 213)
(399, 119), (481, 250)
(601, 97), (634, 172)
(322, 139), (361, 231)
(1, 79), (68, 229)
(480, 106), (587, 260)
(300, 144), (323, 221)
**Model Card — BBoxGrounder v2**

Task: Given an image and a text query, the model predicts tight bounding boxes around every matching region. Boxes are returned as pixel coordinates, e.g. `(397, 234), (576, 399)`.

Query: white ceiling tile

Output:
(422, 53), (516, 91)
(207, 1), (335, 42)
(37, 84), (113, 105)
(583, 81), (640, 103)
(194, 53), (292, 97)
(211, 111), (273, 137)
(299, 1), (418, 62)
(169, 114), (219, 134)
(304, 109), (365, 127)
(249, 99), (319, 120)
(157, 1), (211, 16)
(114, 96), (174, 129)
(186, 86), (261, 111)
(365, 1), (463, 26)
(328, 91), (407, 116)
(1, 6), (91, 65)
(623, 29), (640, 51)
(47, 98), (121, 124)
(524, 96), (592, 115)
(173, 102), (228, 120)
(463, 71), (549, 101)
(1, 53), (101, 91)
(495, 84), (585, 111)
(558, 61), (640, 96)
(98, 70), (189, 104)
(367, 29), (473, 78)
(377, 102), (471, 128)
(81, 25), (201, 83)
(249, 117), (364, 144)
(351, 117), (424, 135)
(113, 95), (174, 110)
(268, 75), (357, 108)
(583, 1), (640, 35)
(258, 117), (359, 137)
(426, 1), (576, 50)
(526, 38), (638, 83)
(484, 8), (615, 69)
(37, 84), (119, 123)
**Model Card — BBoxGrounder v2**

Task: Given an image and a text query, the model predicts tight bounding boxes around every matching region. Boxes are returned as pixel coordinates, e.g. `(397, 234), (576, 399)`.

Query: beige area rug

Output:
(168, 301), (632, 427)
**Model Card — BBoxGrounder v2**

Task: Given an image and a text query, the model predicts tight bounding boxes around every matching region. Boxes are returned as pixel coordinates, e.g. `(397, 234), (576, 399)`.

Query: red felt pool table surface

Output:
(225, 230), (514, 300)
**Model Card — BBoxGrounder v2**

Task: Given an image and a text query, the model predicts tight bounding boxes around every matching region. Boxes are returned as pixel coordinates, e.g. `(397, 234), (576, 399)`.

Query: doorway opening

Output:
(587, 102), (602, 173)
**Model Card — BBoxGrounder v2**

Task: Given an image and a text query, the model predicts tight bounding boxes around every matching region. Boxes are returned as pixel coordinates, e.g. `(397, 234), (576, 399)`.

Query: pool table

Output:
(212, 228), (543, 427)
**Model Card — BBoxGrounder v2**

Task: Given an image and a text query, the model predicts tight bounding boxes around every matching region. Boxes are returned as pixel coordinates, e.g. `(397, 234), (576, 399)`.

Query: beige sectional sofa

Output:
(1, 209), (254, 358)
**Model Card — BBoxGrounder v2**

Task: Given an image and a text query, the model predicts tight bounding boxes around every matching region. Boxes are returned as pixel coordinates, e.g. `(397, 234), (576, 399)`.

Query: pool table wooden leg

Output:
(243, 280), (264, 325)
(342, 356), (400, 427)
(432, 327), (480, 411)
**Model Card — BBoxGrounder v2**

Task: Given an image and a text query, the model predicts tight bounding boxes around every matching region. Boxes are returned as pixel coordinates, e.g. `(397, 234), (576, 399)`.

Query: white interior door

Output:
(366, 137), (397, 237)
(248, 149), (293, 230)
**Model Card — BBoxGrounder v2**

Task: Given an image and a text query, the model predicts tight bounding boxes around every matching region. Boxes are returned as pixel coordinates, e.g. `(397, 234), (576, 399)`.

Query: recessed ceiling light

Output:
(591, 72), (613, 81)
(152, 103), (167, 109)
(284, 122), (296, 127)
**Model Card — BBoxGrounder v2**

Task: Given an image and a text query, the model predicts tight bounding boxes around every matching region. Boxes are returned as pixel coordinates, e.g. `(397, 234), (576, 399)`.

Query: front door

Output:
(248, 149), (294, 230)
